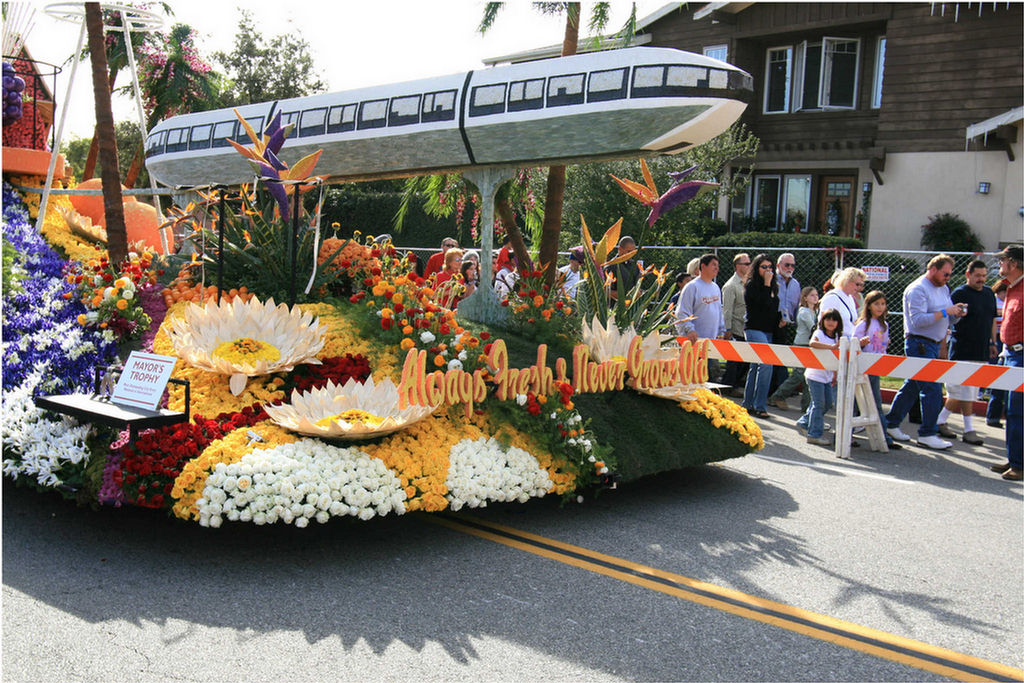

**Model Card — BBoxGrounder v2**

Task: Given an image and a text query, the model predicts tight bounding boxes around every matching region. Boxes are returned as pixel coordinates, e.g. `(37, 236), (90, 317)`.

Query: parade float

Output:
(2, 45), (762, 528)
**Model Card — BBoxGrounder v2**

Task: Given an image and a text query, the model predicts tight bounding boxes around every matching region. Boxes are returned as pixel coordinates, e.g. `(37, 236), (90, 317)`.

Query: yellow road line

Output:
(424, 513), (1024, 683)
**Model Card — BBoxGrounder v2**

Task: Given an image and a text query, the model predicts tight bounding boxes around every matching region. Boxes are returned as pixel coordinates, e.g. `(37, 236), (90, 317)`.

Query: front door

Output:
(817, 176), (855, 236)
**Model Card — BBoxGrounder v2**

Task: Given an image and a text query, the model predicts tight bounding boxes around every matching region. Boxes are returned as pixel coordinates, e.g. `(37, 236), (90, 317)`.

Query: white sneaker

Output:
(887, 427), (911, 442)
(917, 434), (952, 450)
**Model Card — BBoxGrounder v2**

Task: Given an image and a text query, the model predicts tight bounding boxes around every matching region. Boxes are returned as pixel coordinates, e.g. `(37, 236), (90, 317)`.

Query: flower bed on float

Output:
(2, 123), (761, 528)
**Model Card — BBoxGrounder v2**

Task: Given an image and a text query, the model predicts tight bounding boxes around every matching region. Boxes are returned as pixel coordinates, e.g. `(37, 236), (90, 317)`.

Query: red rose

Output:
(480, 332), (490, 340)
(381, 318), (394, 330)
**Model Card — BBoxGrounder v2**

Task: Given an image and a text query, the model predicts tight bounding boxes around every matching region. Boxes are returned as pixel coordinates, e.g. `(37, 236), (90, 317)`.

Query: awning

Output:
(965, 106), (1024, 144)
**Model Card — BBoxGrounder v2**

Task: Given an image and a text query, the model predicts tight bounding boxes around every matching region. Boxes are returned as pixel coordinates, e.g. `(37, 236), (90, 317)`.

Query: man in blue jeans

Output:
(990, 245), (1022, 481)
(886, 254), (967, 449)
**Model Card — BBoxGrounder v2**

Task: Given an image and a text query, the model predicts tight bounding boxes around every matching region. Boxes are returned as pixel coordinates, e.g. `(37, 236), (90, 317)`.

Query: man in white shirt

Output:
(557, 246), (584, 299)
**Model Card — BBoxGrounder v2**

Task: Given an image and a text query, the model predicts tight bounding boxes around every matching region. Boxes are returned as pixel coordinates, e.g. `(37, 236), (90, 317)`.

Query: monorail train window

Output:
(469, 83), (506, 117)
(300, 108), (327, 137)
(231, 116), (263, 141)
(547, 73), (585, 107)
(188, 124), (212, 150)
(666, 66), (709, 89)
(389, 95), (421, 127)
(708, 68), (728, 89)
(421, 90), (456, 122)
(508, 78), (544, 112)
(144, 131), (165, 157)
(358, 99), (388, 130)
(327, 104), (356, 133)
(587, 68), (628, 103)
(165, 128), (187, 153)
(212, 121), (235, 148)
(281, 111), (299, 130)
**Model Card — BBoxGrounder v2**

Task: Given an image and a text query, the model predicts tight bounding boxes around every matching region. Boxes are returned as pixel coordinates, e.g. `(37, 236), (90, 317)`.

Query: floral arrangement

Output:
(2, 179), (761, 527)
(196, 439), (408, 527)
(64, 249), (163, 343)
(680, 388), (764, 449)
(502, 266), (577, 349)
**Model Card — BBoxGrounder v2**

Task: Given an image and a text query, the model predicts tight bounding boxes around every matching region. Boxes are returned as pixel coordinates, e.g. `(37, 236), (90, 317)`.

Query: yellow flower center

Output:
(315, 409), (386, 428)
(213, 337), (281, 365)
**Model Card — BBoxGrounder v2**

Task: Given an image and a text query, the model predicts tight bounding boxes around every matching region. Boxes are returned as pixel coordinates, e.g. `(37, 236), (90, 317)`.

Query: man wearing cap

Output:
(885, 254), (967, 450)
(558, 247), (584, 299)
(990, 245), (1023, 481)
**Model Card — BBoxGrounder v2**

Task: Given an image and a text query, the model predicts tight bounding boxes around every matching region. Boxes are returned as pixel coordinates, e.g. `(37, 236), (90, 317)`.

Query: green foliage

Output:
(575, 254), (676, 338)
(60, 121), (147, 185)
(214, 9), (326, 107)
(171, 190), (345, 303)
(708, 231), (864, 249)
(920, 212), (984, 252)
(2, 236), (25, 295)
(321, 184), (461, 248)
(554, 123), (759, 248)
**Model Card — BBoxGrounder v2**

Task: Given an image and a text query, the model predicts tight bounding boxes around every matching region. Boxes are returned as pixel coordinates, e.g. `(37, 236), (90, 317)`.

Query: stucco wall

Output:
(866, 150), (1022, 251)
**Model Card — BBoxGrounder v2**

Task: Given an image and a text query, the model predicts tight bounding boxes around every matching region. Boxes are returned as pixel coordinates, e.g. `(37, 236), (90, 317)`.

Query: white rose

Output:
(447, 359), (463, 371)
(295, 516), (309, 528)
(515, 394), (527, 406)
(121, 289), (134, 300)
(420, 331), (435, 344)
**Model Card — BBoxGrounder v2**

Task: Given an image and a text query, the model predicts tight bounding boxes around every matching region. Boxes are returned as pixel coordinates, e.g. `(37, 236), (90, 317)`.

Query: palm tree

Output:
(123, 23), (220, 187)
(85, 2), (127, 264)
(479, 2), (636, 287)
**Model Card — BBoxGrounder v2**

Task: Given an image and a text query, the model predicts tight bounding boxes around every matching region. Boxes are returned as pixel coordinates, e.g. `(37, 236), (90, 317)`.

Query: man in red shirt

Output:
(990, 244), (1023, 481)
(424, 237), (458, 279)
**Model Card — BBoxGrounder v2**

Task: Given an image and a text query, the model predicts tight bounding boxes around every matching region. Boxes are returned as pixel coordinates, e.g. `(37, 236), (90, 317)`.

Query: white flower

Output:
(458, 350), (467, 361)
(121, 289), (134, 300)
(550, 412), (558, 420)
(445, 437), (552, 510)
(447, 359), (463, 371)
(420, 331), (436, 344)
(515, 394), (528, 406)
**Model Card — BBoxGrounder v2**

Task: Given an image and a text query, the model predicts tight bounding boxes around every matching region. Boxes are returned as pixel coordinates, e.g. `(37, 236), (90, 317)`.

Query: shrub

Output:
(920, 212), (984, 252)
(708, 232), (864, 249)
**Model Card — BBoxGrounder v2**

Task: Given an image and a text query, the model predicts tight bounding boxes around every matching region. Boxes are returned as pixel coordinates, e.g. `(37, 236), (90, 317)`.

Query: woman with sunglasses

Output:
(742, 254), (781, 418)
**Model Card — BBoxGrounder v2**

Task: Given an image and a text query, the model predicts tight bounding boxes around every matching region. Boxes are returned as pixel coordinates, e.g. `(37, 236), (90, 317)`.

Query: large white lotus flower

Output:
(167, 296), (324, 395)
(264, 376), (436, 440)
(582, 314), (699, 402)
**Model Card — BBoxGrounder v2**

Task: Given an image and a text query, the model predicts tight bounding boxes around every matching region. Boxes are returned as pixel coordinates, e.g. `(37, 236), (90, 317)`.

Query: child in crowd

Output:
(770, 285), (819, 412)
(801, 308), (842, 447)
(854, 291), (902, 450)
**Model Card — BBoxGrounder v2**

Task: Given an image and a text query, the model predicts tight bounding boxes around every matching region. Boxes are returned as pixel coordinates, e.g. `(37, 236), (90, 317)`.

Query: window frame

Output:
(468, 83), (507, 117)
(819, 36), (860, 110)
(753, 174), (783, 230)
(587, 67), (628, 103)
(546, 72), (586, 108)
(781, 174), (813, 233)
(422, 89), (457, 122)
(327, 104), (357, 134)
(508, 77), (545, 112)
(763, 46), (793, 114)
(357, 98), (388, 130)
(299, 107), (328, 137)
(211, 120), (235, 148)
(871, 36), (886, 109)
(703, 44), (728, 63)
(388, 94), (422, 127)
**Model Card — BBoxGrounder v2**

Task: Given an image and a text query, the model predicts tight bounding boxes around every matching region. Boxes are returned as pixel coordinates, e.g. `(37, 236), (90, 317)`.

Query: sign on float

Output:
(110, 351), (177, 411)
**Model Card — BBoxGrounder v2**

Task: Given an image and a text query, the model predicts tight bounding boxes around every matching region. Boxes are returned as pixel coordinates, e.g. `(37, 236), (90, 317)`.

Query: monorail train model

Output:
(144, 47), (753, 187)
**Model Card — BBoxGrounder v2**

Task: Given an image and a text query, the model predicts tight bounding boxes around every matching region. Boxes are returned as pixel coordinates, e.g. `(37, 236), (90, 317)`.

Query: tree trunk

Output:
(82, 63), (118, 181)
(496, 197), (533, 271)
(124, 140), (145, 188)
(538, 3), (580, 287)
(86, 2), (128, 265)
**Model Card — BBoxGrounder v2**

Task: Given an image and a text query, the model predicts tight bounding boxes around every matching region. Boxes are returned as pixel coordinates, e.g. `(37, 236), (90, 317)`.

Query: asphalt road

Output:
(3, 408), (1021, 682)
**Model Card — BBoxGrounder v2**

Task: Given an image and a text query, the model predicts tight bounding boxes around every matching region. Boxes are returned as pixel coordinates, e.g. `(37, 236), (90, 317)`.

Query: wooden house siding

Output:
(876, 3), (1023, 153)
(645, 2), (1022, 158)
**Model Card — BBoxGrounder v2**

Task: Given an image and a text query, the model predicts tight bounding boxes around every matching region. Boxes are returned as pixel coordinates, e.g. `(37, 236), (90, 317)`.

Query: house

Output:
(485, 2), (1023, 249)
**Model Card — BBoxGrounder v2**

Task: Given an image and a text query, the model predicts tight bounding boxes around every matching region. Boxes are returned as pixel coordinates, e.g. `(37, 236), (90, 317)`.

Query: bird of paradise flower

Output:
(227, 110), (325, 218)
(609, 159), (719, 226)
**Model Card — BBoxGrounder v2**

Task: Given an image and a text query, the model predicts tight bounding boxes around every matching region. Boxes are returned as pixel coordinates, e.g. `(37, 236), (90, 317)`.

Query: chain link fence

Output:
(398, 242), (1002, 356)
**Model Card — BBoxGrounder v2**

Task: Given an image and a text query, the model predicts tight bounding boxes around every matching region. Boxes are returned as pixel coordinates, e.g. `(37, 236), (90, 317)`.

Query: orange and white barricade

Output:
(705, 337), (1024, 459)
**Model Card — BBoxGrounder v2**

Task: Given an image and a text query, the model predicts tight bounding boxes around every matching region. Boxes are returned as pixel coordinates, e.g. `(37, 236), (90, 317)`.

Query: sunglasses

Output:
(759, 264), (774, 270)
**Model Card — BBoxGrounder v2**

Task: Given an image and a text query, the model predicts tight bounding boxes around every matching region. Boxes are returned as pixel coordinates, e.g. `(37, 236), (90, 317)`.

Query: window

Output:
(281, 111), (299, 128)
(766, 39), (859, 113)
(703, 44), (728, 63)
(357, 99), (388, 130)
(388, 95), (421, 126)
(231, 116), (263, 142)
(508, 78), (545, 112)
(299, 108), (327, 137)
(587, 67), (628, 102)
(782, 175), (811, 232)
(145, 131), (165, 157)
(753, 176), (782, 229)
(547, 73), (585, 107)
(188, 124), (212, 150)
(212, 121), (235, 147)
(872, 37), (886, 108)
(763, 47), (792, 113)
(469, 84), (506, 117)
(422, 90), (456, 122)
(821, 37), (859, 108)
(165, 128), (187, 153)
(327, 104), (356, 133)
